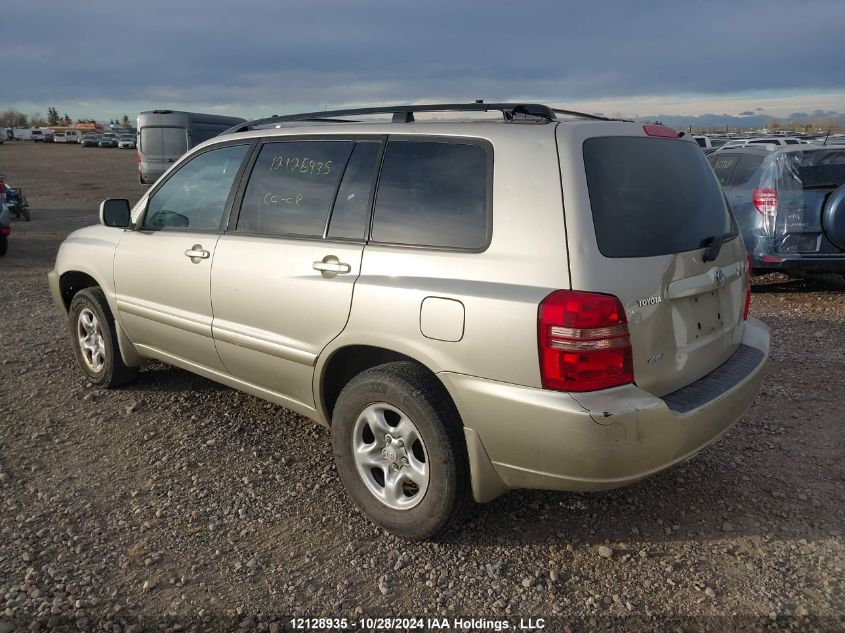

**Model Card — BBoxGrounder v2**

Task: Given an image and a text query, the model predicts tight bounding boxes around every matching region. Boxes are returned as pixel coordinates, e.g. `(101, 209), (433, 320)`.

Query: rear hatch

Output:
(759, 147), (845, 255)
(558, 124), (748, 397)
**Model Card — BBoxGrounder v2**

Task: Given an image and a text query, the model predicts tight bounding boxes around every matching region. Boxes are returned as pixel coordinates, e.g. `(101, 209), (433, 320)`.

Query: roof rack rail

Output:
(225, 102), (611, 134)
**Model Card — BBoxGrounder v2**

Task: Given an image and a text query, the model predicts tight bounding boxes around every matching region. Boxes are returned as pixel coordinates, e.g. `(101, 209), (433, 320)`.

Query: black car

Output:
(80, 134), (100, 147)
(709, 145), (845, 277)
(98, 135), (118, 148)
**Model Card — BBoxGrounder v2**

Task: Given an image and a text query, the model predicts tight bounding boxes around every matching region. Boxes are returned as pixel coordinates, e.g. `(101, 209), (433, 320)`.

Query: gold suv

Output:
(48, 103), (769, 539)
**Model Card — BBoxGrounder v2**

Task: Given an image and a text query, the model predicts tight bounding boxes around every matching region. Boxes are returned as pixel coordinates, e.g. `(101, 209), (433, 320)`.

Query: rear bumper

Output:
(441, 317), (769, 502)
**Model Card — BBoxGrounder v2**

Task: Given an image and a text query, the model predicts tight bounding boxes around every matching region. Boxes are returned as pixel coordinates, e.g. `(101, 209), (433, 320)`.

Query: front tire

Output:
(68, 288), (139, 387)
(331, 361), (473, 539)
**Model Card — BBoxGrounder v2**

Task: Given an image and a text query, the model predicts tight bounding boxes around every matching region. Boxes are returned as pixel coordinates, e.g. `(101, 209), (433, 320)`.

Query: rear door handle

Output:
(185, 244), (210, 263)
(313, 255), (351, 276)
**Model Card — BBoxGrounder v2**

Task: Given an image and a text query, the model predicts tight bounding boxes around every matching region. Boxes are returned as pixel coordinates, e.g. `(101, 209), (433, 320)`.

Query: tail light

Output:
(752, 187), (777, 216)
(538, 290), (634, 392)
(0, 226), (10, 236)
(743, 254), (752, 320)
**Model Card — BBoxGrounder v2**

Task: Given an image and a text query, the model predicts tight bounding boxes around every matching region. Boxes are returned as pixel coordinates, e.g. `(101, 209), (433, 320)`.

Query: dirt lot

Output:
(0, 141), (843, 632)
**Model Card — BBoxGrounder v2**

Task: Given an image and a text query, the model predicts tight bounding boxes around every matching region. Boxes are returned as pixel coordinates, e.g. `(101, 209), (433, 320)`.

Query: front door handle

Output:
(185, 244), (210, 263)
(313, 255), (351, 277)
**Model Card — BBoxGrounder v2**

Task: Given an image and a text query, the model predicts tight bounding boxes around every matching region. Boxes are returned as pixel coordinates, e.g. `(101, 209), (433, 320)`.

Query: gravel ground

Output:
(0, 142), (843, 633)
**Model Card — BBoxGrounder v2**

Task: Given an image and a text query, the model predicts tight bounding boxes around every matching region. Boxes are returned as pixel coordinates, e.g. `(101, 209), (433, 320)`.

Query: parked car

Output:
(31, 129), (45, 143)
(65, 130), (83, 144)
(48, 103), (769, 539)
(723, 137), (802, 148)
(53, 132), (67, 143)
(709, 145), (845, 276)
(80, 134), (100, 147)
(118, 136), (136, 149)
(692, 135), (727, 149)
(98, 135), (118, 148)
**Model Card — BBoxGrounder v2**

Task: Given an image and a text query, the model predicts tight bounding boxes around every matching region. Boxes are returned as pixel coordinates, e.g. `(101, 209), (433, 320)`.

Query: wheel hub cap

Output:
(352, 403), (429, 510)
(77, 308), (106, 373)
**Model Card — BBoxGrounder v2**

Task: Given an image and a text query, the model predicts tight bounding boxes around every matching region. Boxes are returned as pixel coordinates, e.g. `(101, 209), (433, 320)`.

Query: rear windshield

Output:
(584, 137), (734, 258)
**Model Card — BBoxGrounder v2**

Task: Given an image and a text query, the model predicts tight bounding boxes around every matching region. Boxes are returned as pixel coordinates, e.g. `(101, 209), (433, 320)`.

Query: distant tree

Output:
(0, 109), (28, 127)
(121, 115), (130, 127)
(29, 113), (46, 127)
(62, 113), (72, 126)
(47, 106), (59, 125)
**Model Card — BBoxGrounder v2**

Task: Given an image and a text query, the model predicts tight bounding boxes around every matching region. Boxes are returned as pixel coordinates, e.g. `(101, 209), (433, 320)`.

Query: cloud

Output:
(4, 0), (845, 120)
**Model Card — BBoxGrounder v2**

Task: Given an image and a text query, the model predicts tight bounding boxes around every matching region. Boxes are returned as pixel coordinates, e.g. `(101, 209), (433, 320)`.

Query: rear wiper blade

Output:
(700, 231), (738, 263)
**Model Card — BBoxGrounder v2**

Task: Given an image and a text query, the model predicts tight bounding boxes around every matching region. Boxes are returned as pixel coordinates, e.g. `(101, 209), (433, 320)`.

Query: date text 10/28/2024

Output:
(289, 617), (547, 631)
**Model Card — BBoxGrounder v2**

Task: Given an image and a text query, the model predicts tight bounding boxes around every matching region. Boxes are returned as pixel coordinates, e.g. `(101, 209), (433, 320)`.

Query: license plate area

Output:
(672, 290), (725, 347)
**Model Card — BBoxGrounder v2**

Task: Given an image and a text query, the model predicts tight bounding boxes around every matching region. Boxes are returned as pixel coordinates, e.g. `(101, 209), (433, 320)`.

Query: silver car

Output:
(48, 103), (769, 539)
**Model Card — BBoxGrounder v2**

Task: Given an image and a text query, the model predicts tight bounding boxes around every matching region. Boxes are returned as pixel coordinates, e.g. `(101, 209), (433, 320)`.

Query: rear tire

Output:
(331, 361), (473, 540)
(68, 287), (139, 388)
(0, 234), (7, 257)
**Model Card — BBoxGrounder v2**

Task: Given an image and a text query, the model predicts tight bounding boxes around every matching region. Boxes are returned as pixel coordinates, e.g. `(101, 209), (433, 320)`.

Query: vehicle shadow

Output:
(752, 272), (845, 294)
(122, 362), (229, 394)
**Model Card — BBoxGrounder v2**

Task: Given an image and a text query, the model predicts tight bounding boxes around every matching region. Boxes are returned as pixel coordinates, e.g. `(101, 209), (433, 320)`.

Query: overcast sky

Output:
(4, 0), (845, 123)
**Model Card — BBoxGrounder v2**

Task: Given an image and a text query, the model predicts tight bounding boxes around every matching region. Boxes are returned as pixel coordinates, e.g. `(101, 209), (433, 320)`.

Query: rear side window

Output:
(729, 154), (765, 186)
(371, 140), (491, 250)
(237, 140), (354, 237)
(708, 154), (740, 185)
(584, 137), (734, 258)
(695, 137), (706, 147)
(784, 139), (800, 145)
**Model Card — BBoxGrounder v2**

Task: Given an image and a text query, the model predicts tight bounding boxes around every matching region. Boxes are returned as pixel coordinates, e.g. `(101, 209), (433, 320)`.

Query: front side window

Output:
(371, 140), (491, 249)
(237, 140), (353, 237)
(143, 144), (248, 231)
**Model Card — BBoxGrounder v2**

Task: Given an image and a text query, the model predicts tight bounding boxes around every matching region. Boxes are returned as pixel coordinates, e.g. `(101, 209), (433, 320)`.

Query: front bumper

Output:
(441, 317), (769, 502)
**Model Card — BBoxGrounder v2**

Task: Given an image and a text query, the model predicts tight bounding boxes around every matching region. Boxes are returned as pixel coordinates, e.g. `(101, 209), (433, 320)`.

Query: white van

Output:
(64, 130), (82, 144)
(136, 110), (245, 184)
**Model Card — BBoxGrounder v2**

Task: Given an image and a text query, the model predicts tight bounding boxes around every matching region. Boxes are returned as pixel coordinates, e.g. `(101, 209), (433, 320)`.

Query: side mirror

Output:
(99, 198), (131, 228)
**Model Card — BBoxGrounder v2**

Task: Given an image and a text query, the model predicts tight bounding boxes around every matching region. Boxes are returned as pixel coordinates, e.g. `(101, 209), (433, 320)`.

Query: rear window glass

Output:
(162, 127), (188, 156)
(371, 140), (491, 249)
(584, 137), (734, 258)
